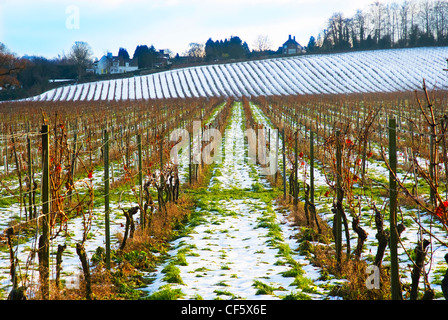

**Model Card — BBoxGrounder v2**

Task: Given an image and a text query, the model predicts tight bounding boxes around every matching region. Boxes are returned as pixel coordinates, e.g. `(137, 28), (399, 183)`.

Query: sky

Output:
(0, 0), (378, 60)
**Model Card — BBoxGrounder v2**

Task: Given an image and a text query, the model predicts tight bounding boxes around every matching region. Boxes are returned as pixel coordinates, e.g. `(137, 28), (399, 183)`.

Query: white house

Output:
(93, 54), (110, 75)
(93, 52), (138, 75)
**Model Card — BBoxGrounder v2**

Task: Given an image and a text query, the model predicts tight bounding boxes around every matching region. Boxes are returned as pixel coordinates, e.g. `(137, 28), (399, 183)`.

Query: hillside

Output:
(27, 47), (448, 101)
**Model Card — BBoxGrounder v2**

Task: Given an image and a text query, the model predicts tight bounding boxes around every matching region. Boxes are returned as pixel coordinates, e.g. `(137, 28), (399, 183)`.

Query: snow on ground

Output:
(208, 104), (255, 190)
(1, 98), (447, 299)
(0, 196), (129, 298)
(0, 162), (134, 298)
(142, 102), (332, 300)
(143, 198), (326, 300)
(250, 101), (448, 298)
(24, 46), (448, 102)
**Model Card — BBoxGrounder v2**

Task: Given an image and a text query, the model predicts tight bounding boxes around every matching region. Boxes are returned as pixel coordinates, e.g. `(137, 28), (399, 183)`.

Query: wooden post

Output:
(27, 136), (32, 221)
(137, 133), (144, 227)
(189, 131), (192, 185)
(268, 128), (270, 150)
(335, 130), (342, 267)
(310, 130), (315, 205)
(441, 119), (448, 201)
(389, 118), (402, 300)
(104, 129), (111, 270)
(5, 133), (8, 175)
(275, 127), (279, 184)
(68, 133), (77, 205)
(40, 124), (50, 299)
(362, 136), (368, 180)
(11, 128), (23, 214)
(429, 134), (435, 206)
(282, 127), (286, 200)
(125, 132), (130, 169)
(160, 136), (164, 187)
(88, 129), (93, 166)
(294, 131), (298, 207)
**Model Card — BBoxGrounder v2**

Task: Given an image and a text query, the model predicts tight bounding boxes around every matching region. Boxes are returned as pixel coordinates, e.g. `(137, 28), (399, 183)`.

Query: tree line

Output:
(177, 36), (255, 65)
(2, 0), (448, 101)
(0, 41), (171, 101)
(308, 0), (448, 53)
(0, 42), (84, 101)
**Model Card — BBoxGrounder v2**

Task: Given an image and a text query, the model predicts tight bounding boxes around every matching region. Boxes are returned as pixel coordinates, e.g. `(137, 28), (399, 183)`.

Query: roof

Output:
(283, 35), (300, 46)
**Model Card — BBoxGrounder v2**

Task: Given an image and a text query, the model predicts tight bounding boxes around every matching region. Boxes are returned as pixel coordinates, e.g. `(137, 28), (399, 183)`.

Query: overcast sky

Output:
(0, 0), (378, 59)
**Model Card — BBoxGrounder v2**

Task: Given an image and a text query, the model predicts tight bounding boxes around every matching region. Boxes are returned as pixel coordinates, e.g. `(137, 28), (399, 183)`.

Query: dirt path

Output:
(142, 102), (329, 300)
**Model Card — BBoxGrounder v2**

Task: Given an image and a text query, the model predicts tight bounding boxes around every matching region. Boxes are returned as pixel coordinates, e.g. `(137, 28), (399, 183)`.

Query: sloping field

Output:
(29, 46), (448, 102)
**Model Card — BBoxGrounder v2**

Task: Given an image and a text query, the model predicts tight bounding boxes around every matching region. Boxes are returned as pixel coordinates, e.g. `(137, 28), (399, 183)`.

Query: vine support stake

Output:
(282, 127), (286, 200)
(104, 129), (111, 270)
(137, 133), (144, 228)
(310, 130), (315, 205)
(293, 130), (298, 208)
(274, 127), (279, 184)
(429, 134), (435, 206)
(68, 132), (77, 206)
(4, 132), (8, 175)
(389, 117), (402, 300)
(160, 136), (164, 187)
(189, 130), (192, 185)
(40, 124), (50, 299)
(335, 130), (342, 268)
(27, 136), (32, 220)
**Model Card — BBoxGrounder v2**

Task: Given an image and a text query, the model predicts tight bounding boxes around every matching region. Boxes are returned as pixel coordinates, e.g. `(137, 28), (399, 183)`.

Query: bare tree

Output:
(399, 1), (411, 45)
(0, 43), (28, 89)
(253, 34), (272, 52)
(68, 41), (93, 80)
(316, 0), (448, 51)
(370, 1), (386, 44)
(434, 0), (448, 40)
(353, 9), (367, 45)
(185, 42), (205, 61)
(189, 43), (205, 58)
(327, 12), (352, 49)
(409, 0), (419, 29)
(419, 0), (435, 38)
(390, 2), (401, 45)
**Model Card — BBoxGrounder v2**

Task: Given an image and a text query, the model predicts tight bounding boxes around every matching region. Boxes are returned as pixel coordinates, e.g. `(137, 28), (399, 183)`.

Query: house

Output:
(280, 35), (305, 55)
(110, 57), (138, 74)
(92, 54), (110, 75)
(92, 52), (138, 75)
(153, 50), (171, 68)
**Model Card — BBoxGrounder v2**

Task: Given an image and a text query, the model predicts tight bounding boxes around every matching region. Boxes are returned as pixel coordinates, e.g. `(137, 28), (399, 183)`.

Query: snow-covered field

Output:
(27, 47), (448, 102)
(141, 101), (448, 300)
(142, 102), (334, 300)
(2, 97), (447, 299)
(2, 46), (448, 300)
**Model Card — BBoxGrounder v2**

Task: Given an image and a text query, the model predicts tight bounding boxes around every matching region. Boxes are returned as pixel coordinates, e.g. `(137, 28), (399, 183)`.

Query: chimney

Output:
(289, 35), (291, 40)
(293, 36), (296, 41)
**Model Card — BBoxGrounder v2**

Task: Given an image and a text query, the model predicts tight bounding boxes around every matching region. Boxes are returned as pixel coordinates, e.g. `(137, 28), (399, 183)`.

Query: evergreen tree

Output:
(133, 45), (158, 69)
(204, 36), (249, 61)
(307, 36), (317, 52)
(118, 47), (130, 60)
(205, 38), (217, 61)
